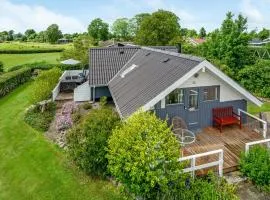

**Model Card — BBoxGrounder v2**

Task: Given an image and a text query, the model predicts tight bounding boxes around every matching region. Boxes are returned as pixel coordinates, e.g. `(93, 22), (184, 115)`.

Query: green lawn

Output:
(248, 102), (270, 114)
(0, 82), (124, 200)
(0, 42), (71, 50)
(0, 53), (61, 71)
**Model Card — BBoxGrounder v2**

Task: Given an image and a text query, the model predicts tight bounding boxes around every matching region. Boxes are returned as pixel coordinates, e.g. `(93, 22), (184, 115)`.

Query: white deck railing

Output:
(52, 71), (67, 101)
(238, 109), (268, 138)
(178, 149), (224, 178)
(245, 139), (270, 154)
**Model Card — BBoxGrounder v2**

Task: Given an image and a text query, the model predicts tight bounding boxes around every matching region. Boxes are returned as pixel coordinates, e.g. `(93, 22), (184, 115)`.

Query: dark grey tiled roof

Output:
(108, 47), (204, 118)
(148, 46), (179, 52)
(89, 47), (140, 85)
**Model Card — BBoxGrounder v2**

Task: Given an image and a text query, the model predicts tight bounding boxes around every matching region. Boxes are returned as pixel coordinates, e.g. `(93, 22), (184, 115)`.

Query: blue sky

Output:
(0, 0), (269, 33)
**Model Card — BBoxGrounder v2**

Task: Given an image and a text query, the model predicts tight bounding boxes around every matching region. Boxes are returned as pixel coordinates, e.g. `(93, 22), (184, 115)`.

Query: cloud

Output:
(0, 0), (85, 33)
(240, 0), (264, 23)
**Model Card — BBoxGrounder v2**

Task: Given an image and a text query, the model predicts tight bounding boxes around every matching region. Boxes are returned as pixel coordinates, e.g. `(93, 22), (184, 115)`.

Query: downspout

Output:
(93, 85), (96, 103)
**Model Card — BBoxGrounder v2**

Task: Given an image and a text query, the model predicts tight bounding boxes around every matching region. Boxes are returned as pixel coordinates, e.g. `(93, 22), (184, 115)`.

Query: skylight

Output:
(121, 64), (138, 78)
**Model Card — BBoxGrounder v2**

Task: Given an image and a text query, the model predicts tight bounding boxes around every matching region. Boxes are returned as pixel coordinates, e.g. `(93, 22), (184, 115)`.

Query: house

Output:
(55, 45), (262, 132)
(188, 38), (206, 46)
(249, 37), (270, 46)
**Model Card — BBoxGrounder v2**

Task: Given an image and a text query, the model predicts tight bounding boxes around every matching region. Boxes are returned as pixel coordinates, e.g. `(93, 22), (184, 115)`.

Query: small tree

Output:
(67, 107), (120, 177)
(46, 24), (63, 44)
(88, 18), (109, 41)
(107, 111), (184, 199)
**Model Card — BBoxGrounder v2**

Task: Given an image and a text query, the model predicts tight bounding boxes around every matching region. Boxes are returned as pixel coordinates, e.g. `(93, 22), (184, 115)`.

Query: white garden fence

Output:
(178, 149), (224, 178)
(245, 138), (270, 154)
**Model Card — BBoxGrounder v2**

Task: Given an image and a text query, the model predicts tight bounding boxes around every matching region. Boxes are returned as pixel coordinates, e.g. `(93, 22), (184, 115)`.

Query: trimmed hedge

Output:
(0, 68), (32, 97)
(8, 62), (87, 72)
(0, 49), (64, 54)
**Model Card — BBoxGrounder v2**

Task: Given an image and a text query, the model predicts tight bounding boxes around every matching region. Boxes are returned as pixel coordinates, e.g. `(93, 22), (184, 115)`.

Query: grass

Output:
(247, 102), (270, 114)
(0, 53), (61, 71)
(0, 82), (124, 200)
(0, 41), (71, 50)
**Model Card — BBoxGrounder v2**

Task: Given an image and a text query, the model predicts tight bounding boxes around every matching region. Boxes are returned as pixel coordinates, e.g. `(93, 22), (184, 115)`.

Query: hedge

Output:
(0, 49), (64, 54)
(8, 62), (87, 72)
(0, 68), (32, 97)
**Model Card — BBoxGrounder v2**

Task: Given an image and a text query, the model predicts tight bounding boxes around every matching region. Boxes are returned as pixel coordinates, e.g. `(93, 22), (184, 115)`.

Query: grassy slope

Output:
(0, 53), (60, 71)
(0, 82), (123, 200)
(0, 42), (71, 50)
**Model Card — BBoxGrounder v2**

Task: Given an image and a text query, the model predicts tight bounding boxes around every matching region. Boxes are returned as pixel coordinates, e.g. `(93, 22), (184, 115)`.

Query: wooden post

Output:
(191, 157), (195, 179)
(218, 150), (223, 177)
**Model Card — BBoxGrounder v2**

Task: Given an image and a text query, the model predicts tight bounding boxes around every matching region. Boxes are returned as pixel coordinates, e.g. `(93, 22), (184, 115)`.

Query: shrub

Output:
(164, 173), (238, 200)
(107, 111), (185, 199)
(71, 110), (82, 124)
(8, 62), (84, 72)
(239, 60), (270, 98)
(30, 67), (62, 103)
(100, 96), (107, 107)
(0, 48), (63, 54)
(24, 102), (56, 132)
(0, 61), (3, 73)
(240, 145), (270, 188)
(82, 102), (92, 110)
(0, 67), (32, 97)
(67, 107), (120, 178)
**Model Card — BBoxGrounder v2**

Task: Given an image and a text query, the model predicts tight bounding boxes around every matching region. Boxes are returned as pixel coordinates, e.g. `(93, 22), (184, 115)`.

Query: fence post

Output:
(263, 122), (267, 139)
(245, 144), (250, 155)
(191, 157), (195, 179)
(218, 150), (223, 177)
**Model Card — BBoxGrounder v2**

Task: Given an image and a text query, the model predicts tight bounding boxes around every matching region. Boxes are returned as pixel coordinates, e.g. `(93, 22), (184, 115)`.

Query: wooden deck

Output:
(183, 125), (264, 174)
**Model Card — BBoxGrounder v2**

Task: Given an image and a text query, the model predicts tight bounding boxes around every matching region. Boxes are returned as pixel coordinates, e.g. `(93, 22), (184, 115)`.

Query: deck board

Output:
(182, 125), (264, 174)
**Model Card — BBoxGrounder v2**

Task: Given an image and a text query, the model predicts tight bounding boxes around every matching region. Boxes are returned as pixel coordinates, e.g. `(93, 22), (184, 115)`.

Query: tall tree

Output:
(258, 28), (270, 40)
(199, 27), (206, 38)
(111, 18), (130, 41)
(7, 30), (14, 41)
(46, 24), (62, 44)
(88, 18), (109, 41)
(25, 29), (36, 39)
(129, 13), (151, 37)
(135, 10), (181, 45)
(201, 12), (253, 72)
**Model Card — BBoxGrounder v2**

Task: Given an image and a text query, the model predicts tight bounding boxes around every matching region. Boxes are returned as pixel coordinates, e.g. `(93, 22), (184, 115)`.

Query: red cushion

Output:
(220, 116), (239, 124)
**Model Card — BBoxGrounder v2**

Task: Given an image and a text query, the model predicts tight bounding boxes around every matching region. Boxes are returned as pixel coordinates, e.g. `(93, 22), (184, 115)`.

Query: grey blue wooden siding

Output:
(91, 86), (112, 99)
(154, 87), (247, 131)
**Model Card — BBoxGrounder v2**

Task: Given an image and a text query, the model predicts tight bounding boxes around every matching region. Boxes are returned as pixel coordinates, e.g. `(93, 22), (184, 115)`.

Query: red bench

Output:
(212, 106), (241, 132)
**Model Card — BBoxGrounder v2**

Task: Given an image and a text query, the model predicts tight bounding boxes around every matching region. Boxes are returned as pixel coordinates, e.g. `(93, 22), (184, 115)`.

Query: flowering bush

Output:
(56, 102), (76, 131)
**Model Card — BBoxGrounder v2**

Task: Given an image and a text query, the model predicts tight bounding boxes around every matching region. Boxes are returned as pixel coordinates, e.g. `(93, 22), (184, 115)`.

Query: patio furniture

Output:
(212, 106), (241, 132)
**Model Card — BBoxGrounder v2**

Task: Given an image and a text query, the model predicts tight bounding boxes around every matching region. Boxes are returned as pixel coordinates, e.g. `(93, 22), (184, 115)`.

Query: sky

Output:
(0, 0), (269, 34)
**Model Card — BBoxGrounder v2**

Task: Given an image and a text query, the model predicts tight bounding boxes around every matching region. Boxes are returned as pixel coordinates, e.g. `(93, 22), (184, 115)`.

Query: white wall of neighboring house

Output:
(74, 82), (91, 102)
(180, 68), (244, 101)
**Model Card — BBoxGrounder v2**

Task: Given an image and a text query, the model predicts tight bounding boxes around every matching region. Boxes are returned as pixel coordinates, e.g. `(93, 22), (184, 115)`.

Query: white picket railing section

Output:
(178, 149), (224, 178)
(238, 108), (268, 138)
(245, 138), (270, 154)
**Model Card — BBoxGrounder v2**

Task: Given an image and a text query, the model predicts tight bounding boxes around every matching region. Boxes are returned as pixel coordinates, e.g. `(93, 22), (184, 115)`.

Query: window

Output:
(189, 89), (198, 110)
(166, 89), (184, 105)
(203, 86), (218, 101)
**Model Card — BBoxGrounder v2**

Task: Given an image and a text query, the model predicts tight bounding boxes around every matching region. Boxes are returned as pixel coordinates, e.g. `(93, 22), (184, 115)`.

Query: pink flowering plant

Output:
(56, 102), (77, 131)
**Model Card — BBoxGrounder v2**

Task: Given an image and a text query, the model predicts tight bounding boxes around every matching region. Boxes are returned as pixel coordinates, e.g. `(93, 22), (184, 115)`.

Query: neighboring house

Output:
(249, 38), (270, 46)
(55, 45), (262, 132)
(188, 38), (206, 46)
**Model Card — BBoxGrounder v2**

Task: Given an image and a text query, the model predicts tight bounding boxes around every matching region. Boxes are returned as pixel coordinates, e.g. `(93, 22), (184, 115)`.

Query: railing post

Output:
(245, 144), (249, 155)
(263, 122), (267, 139)
(191, 157), (195, 179)
(218, 150), (223, 177)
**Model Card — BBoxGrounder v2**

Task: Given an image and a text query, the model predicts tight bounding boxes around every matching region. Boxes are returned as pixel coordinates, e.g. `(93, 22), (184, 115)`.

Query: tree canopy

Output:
(135, 9), (181, 45)
(111, 18), (130, 41)
(258, 28), (270, 40)
(46, 24), (63, 44)
(199, 27), (206, 38)
(88, 18), (109, 41)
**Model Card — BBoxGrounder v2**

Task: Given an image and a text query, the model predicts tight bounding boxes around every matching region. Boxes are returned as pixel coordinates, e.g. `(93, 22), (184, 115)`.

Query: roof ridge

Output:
(89, 46), (140, 50)
(142, 46), (204, 62)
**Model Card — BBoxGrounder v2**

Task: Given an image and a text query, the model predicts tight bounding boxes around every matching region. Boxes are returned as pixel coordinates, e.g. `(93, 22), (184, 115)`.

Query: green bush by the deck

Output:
(67, 107), (120, 178)
(24, 102), (56, 132)
(30, 67), (62, 103)
(240, 145), (270, 188)
(0, 68), (32, 97)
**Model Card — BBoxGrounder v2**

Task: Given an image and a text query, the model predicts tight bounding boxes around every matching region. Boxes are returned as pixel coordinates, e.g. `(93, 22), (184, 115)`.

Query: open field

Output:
(0, 53), (61, 71)
(0, 42), (71, 51)
(0, 82), (124, 200)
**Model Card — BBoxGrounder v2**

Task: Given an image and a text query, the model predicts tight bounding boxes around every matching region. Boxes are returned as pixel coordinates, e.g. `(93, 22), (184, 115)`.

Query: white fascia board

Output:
(142, 60), (262, 111)
(204, 60), (263, 107)
(143, 60), (207, 111)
